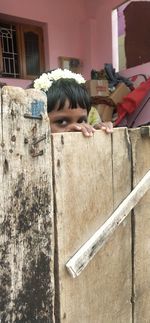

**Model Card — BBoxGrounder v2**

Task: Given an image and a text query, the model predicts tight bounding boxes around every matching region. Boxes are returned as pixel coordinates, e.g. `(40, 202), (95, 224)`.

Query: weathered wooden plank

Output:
(52, 128), (132, 323)
(109, 128), (132, 323)
(66, 169), (150, 277)
(130, 128), (150, 323)
(0, 86), (54, 322)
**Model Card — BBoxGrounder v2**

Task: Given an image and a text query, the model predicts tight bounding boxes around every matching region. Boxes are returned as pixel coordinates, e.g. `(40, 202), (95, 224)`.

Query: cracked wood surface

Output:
(52, 129), (132, 323)
(130, 129), (150, 323)
(1, 86), (150, 323)
(0, 86), (54, 323)
(66, 169), (150, 277)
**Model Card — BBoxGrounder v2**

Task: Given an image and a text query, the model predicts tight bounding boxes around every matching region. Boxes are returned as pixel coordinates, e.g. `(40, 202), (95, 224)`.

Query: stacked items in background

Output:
(86, 63), (132, 123)
(87, 64), (150, 128)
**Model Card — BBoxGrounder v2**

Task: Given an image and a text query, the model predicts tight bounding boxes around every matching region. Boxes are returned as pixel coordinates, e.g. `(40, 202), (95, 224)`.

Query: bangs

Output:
(47, 78), (91, 113)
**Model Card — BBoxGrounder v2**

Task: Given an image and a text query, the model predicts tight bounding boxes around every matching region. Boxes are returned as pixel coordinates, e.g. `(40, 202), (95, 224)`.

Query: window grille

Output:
(0, 23), (19, 78)
(0, 20), (45, 79)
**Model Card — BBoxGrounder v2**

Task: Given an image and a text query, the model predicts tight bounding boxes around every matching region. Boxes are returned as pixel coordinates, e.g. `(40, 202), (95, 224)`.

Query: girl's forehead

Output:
(49, 106), (87, 118)
(55, 98), (70, 110)
(54, 98), (87, 112)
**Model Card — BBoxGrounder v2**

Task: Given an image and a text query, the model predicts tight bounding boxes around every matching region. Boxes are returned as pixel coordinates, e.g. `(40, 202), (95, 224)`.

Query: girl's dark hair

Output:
(47, 78), (91, 113)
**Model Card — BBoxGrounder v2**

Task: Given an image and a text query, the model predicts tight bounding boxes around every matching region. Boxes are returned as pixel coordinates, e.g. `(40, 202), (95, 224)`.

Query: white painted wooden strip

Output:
(66, 170), (150, 278)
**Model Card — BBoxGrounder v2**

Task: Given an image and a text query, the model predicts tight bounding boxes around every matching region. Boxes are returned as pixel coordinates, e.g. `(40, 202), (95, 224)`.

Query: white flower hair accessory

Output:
(34, 68), (86, 92)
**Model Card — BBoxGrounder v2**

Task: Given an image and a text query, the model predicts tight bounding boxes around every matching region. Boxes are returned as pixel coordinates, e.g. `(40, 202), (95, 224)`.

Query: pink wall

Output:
(0, 0), (89, 86)
(89, 0), (150, 77)
(0, 0), (150, 87)
(85, 0), (122, 71)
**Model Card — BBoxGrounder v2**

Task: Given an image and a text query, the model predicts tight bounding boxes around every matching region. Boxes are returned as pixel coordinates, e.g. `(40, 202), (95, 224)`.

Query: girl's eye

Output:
(56, 119), (68, 126)
(78, 118), (87, 124)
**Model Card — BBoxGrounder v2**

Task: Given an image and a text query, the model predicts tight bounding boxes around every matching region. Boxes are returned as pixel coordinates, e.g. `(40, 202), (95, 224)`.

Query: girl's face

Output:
(48, 99), (88, 133)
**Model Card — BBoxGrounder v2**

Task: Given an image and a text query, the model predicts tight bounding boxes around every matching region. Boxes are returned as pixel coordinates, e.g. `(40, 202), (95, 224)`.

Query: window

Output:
(0, 21), (45, 79)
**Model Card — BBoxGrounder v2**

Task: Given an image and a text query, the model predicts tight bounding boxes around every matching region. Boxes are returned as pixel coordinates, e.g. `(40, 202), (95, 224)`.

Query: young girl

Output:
(33, 69), (113, 137)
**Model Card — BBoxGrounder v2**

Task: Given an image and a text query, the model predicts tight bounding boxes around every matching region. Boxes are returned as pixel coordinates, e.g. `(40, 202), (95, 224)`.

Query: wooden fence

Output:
(0, 86), (150, 323)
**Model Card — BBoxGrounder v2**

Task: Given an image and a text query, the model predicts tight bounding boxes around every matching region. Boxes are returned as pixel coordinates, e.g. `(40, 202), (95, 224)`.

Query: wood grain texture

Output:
(1, 89), (149, 323)
(52, 128), (132, 323)
(130, 128), (150, 323)
(108, 128), (132, 323)
(0, 86), (54, 322)
(66, 169), (150, 278)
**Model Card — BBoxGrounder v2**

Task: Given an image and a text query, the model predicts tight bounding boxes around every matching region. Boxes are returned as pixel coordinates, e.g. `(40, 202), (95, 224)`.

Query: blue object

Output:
(31, 100), (45, 117)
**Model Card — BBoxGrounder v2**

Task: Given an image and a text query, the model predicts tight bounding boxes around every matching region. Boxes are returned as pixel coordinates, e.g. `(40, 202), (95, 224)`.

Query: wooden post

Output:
(0, 86), (54, 322)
